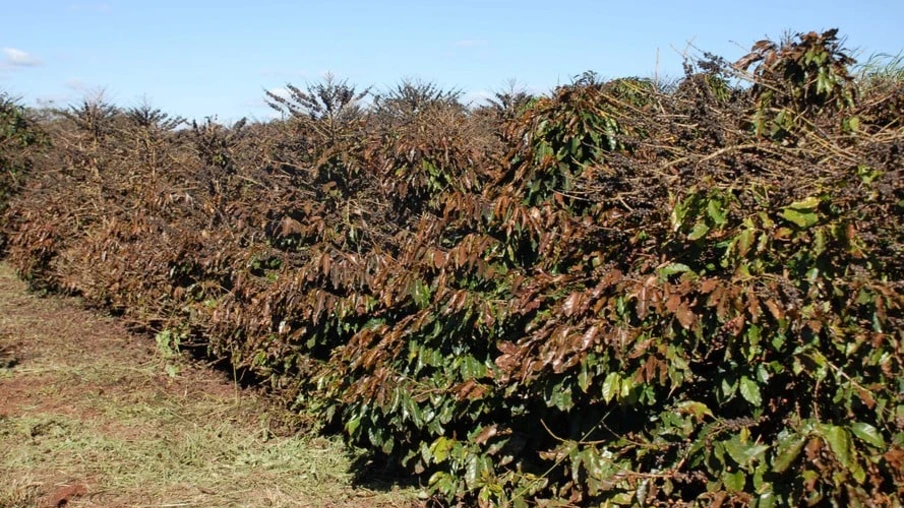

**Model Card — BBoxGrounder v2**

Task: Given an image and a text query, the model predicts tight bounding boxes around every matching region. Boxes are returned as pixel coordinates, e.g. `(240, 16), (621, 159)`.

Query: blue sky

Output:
(2, 0), (902, 122)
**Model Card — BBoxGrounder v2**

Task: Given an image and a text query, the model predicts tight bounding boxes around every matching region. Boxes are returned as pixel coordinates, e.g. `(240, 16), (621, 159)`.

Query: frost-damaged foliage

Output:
(2, 30), (904, 506)
(736, 29), (858, 141)
(0, 92), (44, 255)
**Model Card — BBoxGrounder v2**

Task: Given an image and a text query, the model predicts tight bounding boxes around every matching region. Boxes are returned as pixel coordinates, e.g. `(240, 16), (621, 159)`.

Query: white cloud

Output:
(244, 87), (292, 110)
(60, 81), (114, 105)
(455, 39), (488, 48)
(464, 89), (493, 106)
(65, 78), (90, 91)
(3, 47), (42, 67)
(266, 86), (291, 100)
(36, 94), (73, 108)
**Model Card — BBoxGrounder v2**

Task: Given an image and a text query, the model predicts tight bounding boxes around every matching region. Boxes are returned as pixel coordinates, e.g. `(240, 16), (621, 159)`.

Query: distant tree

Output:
(60, 90), (120, 142)
(372, 78), (463, 123)
(484, 79), (534, 120)
(265, 74), (368, 123)
(125, 98), (183, 131)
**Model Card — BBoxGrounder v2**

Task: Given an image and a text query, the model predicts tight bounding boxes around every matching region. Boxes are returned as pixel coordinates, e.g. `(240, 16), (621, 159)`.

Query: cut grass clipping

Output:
(0, 263), (418, 507)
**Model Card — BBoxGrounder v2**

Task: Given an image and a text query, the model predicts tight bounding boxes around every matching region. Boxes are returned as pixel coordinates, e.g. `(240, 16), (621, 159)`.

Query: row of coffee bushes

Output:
(3, 31), (902, 505)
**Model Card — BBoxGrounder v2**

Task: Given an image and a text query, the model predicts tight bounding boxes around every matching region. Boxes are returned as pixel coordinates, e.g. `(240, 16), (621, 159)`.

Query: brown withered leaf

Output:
(884, 448), (904, 470)
(643, 356), (660, 383)
(497, 341), (519, 355)
(633, 282), (650, 320)
(574, 326), (599, 351)
(857, 387), (876, 409)
(765, 299), (785, 321)
(482, 302), (496, 328)
(806, 320), (823, 334)
(432, 249), (446, 269)
(676, 303), (696, 329)
(747, 291), (761, 322)
(875, 295), (887, 324)
(320, 252), (331, 276)
(700, 278), (719, 294)
(592, 296), (610, 315)
(474, 424), (499, 445)
(805, 437), (823, 462)
(665, 294), (682, 313)
(279, 216), (305, 237)
(562, 292), (582, 318)
(454, 379), (487, 401)
(628, 338), (653, 359)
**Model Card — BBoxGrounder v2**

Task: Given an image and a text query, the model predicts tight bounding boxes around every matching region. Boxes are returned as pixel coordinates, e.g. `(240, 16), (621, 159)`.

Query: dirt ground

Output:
(0, 263), (421, 508)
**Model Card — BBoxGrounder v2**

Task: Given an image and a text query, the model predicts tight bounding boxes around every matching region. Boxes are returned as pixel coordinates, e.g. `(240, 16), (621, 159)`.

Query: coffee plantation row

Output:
(1, 30), (902, 506)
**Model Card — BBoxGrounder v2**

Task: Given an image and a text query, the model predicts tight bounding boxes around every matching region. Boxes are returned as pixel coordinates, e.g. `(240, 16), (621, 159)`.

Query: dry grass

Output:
(0, 263), (421, 508)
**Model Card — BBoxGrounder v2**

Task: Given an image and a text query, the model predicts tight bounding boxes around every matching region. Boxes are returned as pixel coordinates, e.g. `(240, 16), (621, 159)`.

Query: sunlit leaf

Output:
(740, 376), (762, 407)
(602, 372), (620, 403)
(850, 422), (885, 449)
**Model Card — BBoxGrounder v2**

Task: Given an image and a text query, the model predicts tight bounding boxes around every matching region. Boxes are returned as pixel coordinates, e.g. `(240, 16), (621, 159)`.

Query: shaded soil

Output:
(0, 263), (420, 508)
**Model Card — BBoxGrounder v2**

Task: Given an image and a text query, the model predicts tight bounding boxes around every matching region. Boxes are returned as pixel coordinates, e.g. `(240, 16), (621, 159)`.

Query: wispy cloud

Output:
(61, 78), (112, 105)
(266, 87), (291, 100)
(36, 94), (74, 108)
(454, 39), (488, 48)
(3, 47), (42, 67)
(65, 78), (90, 91)
(244, 87), (291, 110)
(464, 89), (493, 106)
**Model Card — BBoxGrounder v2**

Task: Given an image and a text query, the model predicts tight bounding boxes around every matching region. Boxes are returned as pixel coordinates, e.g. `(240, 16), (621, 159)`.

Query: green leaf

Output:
(852, 462), (867, 483)
(676, 401), (713, 422)
(658, 263), (692, 278)
(577, 366), (591, 393)
(707, 199), (728, 226)
(609, 492), (634, 505)
(688, 222), (710, 240)
(780, 208), (819, 228)
(430, 436), (454, 464)
(670, 195), (689, 231)
(822, 425), (854, 468)
(465, 455), (480, 489)
(791, 196), (820, 209)
(723, 470), (746, 492)
(345, 415), (362, 435)
(757, 491), (777, 508)
(721, 377), (738, 399)
(725, 435), (769, 468)
(619, 375), (634, 401)
(850, 422), (885, 449)
(740, 376), (762, 407)
(549, 385), (574, 410)
(736, 228), (755, 257)
(602, 372), (620, 403)
(724, 438), (750, 466)
(773, 434), (805, 473)
(410, 278), (432, 308)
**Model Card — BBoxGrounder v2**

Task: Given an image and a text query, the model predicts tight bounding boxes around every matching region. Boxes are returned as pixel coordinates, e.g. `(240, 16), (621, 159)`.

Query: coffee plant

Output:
(2, 30), (902, 506)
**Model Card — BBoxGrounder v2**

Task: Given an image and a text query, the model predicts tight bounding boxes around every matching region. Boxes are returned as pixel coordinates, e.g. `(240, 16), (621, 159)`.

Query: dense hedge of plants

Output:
(2, 31), (903, 505)
(0, 92), (44, 253)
